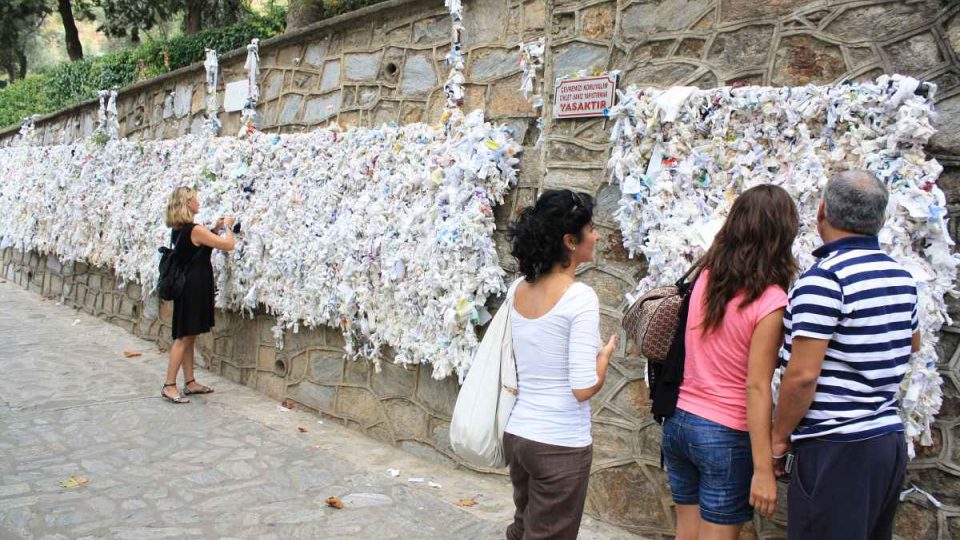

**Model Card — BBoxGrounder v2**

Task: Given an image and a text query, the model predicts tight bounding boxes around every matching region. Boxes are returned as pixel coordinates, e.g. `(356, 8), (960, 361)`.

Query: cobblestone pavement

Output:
(0, 282), (641, 540)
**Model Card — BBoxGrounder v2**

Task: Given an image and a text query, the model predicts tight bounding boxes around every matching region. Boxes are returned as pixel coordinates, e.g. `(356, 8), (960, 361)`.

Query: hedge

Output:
(0, 1), (392, 131)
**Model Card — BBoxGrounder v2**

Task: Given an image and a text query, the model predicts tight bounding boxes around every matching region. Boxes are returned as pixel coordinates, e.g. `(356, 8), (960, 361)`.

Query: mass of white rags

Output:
(606, 75), (956, 457)
(0, 109), (521, 380)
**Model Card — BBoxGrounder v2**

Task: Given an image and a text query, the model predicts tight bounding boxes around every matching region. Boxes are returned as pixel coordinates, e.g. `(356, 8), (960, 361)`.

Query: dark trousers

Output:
(503, 432), (593, 540)
(788, 431), (907, 540)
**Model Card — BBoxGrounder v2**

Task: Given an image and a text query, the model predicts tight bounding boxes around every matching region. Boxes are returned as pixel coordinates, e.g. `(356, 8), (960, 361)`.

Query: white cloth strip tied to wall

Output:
(95, 90), (120, 141)
(203, 49), (221, 137)
(239, 38), (260, 137)
(0, 110), (521, 380)
(17, 115), (39, 146)
(606, 75), (955, 457)
(442, 0), (466, 127)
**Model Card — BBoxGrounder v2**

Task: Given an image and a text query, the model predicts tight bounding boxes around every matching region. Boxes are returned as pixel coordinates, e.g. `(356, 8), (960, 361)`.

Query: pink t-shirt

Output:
(676, 269), (787, 432)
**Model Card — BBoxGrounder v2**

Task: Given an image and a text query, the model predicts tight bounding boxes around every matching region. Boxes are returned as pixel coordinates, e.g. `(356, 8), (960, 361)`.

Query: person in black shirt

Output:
(161, 187), (235, 404)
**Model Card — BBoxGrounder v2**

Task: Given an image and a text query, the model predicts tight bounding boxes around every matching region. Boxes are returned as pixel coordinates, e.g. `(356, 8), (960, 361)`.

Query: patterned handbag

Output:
(622, 263), (700, 363)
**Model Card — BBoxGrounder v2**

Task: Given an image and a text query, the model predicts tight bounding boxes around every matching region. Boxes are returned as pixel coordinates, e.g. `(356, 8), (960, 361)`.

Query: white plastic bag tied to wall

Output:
(607, 75), (955, 456)
(0, 110), (521, 380)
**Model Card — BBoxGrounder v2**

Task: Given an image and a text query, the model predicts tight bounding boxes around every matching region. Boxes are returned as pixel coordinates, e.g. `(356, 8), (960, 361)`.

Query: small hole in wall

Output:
(274, 359), (288, 377)
(132, 305), (138, 317)
(385, 63), (399, 77)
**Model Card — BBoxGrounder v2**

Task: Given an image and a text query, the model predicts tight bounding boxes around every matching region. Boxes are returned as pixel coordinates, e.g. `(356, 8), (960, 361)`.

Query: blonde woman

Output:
(162, 187), (236, 404)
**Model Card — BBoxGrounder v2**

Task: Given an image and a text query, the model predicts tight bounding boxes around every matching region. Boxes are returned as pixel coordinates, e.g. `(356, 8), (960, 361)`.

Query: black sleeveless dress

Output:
(170, 223), (216, 339)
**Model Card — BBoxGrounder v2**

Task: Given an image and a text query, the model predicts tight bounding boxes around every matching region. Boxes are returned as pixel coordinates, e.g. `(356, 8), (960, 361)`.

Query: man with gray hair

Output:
(772, 170), (920, 539)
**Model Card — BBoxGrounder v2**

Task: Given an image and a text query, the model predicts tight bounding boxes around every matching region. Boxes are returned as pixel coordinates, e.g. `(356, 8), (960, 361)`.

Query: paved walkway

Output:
(0, 281), (640, 540)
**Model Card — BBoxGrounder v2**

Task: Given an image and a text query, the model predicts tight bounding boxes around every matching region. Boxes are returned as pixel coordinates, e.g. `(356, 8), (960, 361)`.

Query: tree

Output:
(57, 0), (85, 61)
(285, 0), (324, 32)
(0, 1), (51, 81)
(94, 0), (179, 43)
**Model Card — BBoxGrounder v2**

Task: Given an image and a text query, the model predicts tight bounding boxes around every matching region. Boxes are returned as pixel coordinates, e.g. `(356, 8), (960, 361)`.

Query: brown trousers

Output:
(503, 432), (593, 540)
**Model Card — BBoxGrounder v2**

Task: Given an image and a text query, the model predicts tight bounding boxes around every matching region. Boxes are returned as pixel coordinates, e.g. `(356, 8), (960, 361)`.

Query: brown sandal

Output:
(161, 383), (189, 404)
(183, 379), (214, 395)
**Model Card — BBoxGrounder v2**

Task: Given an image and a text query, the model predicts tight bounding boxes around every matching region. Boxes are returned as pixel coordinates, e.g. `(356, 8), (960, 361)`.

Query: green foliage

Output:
(0, 75), (54, 129)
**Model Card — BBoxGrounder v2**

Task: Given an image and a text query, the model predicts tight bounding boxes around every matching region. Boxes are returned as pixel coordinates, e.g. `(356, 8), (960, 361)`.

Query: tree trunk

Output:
(285, 0), (324, 32)
(130, 27), (140, 45)
(4, 62), (16, 83)
(57, 0), (83, 61)
(184, 0), (203, 35)
(17, 51), (27, 80)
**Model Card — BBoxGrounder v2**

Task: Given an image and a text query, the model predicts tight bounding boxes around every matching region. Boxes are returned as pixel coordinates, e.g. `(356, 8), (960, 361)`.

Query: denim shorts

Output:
(661, 408), (754, 525)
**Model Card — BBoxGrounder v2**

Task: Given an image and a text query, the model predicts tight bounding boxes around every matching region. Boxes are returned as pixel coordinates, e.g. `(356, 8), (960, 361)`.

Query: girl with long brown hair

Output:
(661, 184), (799, 540)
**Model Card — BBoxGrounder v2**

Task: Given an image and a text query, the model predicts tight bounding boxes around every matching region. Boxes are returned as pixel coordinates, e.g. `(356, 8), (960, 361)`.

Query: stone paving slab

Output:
(0, 281), (642, 540)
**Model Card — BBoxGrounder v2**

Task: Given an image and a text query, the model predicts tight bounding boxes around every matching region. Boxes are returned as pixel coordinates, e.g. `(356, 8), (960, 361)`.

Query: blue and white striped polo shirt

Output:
(780, 235), (918, 442)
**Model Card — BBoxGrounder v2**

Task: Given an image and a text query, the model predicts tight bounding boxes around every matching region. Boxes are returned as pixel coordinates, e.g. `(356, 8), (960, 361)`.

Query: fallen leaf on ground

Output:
(298, 426), (309, 433)
(281, 399), (296, 409)
(325, 496), (343, 509)
(456, 498), (477, 507)
(61, 476), (88, 488)
(123, 350), (142, 358)
(386, 468), (400, 477)
(158, 346), (168, 353)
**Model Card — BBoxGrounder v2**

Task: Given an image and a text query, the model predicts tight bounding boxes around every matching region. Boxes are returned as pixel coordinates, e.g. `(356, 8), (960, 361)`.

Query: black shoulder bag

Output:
(648, 270), (700, 424)
(156, 226), (202, 301)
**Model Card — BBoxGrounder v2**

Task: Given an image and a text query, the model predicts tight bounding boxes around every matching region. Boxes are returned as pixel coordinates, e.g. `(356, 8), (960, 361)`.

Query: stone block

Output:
(461, 0), (507, 49)
(610, 380), (649, 415)
(399, 440), (458, 468)
(279, 95), (304, 124)
(487, 74), (534, 117)
(383, 398), (428, 439)
(522, 0), (545, 31)
(553, 42), (609, 80)
(468, 47), (519, 82)
(263, 71), (284, 101)
(620, 0), (711, 38)
(548, 141), (605, 163)
(303, 42), (325, 66)
(335, 386), (384, 426)
(543, 168), (602, 191)
(292, 72), (316, 91)
(400, 101), (425, 124)
(577, 267), (630, 308)
(592, 422), (637, 463)
(825, 3), (940, 42)
(371, 100), (399, 126)
(173, 84), (192, 119)
(413, 16), (448, 45)
(416, 368), (458, 418)
(582, 2), (615, 41)
(929, 94), (960, 155)
(707, 25), (775, 75)
(344, 358), (371, 385)
(893, 499), (940, 540)
(885, 32), (944, 76)
(344, 52), (382, 82)
(772, 35), (845, 87)
(277, 44), (303, 67)
(255, 372), (287, 401)
(304, 93), (342, 124)
(371, 359), (417, 397)
(291, 381), (337, 412)
(720, 0), (818, 21)
(257, 345), (277, 372)
(320, 60), (340, 93)
(357, 86), (380, 108)
(400, 53), (438, 97)
(585, 463), (670, 530)
(676, 38), (705, 59)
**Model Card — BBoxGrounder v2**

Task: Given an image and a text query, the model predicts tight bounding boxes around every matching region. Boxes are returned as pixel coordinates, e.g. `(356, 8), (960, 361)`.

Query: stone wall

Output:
(5, 0), (960, 538)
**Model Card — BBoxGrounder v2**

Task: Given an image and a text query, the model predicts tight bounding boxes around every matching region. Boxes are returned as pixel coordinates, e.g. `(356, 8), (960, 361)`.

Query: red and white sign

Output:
(552, 74), (618, 119)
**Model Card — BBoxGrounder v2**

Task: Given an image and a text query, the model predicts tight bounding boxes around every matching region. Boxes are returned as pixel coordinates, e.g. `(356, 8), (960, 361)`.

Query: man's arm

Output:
(772, 336), (829, 446)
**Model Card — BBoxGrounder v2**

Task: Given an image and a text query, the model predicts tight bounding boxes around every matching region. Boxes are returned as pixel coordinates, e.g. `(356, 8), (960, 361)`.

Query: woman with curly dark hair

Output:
(662, 184), (799, 540)
(503, 189), (618, 540)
